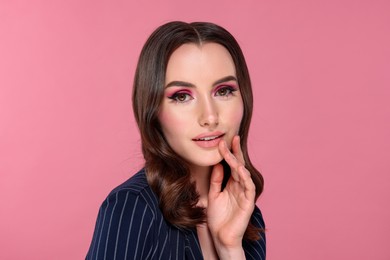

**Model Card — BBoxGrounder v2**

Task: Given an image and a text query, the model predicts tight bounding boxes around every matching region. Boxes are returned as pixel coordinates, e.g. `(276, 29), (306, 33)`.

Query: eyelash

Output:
(214, 85), (238, 97)
(167, 85), (238, 103)
(168, 92), (193, 103)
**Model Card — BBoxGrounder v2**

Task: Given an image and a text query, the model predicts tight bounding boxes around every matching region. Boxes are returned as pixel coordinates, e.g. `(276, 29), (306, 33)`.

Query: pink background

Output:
(1, 0), (389, 259)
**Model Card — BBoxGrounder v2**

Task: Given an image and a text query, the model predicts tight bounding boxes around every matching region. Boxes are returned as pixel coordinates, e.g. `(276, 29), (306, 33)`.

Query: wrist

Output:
(213, 238), (245, 260)
(215, 246), (245, 260)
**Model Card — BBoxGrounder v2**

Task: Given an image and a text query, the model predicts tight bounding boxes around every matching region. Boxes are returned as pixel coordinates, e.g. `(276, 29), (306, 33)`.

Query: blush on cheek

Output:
(234, 108), (244, 122)
(231, 105), (244, 131)
(158, 109), (186, 134)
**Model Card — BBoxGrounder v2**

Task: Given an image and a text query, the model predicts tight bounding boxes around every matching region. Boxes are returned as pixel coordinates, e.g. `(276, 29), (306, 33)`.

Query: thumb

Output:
(209, 163), (224, 199)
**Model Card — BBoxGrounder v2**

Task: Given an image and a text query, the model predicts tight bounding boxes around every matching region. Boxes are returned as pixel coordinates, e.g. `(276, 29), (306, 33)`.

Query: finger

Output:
(209, 163), (224, 199)
(219, 139), (239, 169)
(231, 135), (245, 165)
(218, 140), (241, 181)
(238, 165), (255, 190)
(235, 165), (256, 203)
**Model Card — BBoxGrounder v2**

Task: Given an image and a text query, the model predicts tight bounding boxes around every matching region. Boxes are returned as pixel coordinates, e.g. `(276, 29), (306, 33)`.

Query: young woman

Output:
(86, 21), (265, 260)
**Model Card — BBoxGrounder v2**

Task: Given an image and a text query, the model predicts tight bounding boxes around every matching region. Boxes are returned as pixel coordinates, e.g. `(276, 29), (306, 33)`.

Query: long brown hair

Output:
(132, 21), (264, 240)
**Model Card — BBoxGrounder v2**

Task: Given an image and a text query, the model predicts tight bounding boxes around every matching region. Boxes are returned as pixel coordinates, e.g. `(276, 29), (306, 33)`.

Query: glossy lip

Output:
(192, 132), (225, 148)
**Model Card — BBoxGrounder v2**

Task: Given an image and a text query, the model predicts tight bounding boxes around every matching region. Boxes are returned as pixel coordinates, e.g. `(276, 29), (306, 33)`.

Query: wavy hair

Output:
(132, 21), (264, 240)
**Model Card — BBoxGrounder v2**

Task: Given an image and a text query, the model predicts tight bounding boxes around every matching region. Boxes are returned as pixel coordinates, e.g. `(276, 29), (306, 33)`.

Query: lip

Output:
(192, 132), (225, 148)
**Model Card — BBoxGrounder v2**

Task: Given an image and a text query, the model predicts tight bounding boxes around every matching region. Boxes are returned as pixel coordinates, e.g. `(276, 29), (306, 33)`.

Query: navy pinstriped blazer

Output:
(86, 169), (266, 260)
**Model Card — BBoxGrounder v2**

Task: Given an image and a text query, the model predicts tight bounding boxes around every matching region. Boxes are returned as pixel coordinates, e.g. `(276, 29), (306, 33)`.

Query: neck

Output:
(190, 165), (213, 208)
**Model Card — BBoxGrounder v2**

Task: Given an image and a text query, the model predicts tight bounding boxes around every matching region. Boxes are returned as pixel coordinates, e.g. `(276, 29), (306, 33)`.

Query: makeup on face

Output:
(165, 78), (239, 104)
(213, 84), (239, 98)
(167, 88), (194, 103)
(158, 43), (244, 169)
(192, 131), (225, 149)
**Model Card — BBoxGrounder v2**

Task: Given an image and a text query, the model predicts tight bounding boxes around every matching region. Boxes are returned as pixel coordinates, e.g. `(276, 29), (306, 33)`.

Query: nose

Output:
(198, 96), (219, 128)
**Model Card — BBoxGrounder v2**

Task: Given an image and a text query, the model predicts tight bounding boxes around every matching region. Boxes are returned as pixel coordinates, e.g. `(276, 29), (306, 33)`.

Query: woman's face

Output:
(158, 43), (244, 170)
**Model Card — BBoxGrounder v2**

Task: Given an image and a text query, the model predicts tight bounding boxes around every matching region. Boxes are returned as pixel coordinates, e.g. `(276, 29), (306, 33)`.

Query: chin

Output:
(193, 155), (223, 167)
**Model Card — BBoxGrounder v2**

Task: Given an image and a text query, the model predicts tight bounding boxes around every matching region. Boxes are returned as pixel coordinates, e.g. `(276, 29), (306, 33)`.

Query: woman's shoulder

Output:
(86, 169), (168, 259)
(110, 168), (150, 195)
(102, 168), (160, 217)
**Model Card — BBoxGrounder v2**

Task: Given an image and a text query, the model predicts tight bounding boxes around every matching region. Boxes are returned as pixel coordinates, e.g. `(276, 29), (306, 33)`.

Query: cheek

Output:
(158, 107), (187, 136)
(235, 106), (244, 123)
(228, 100), (244, 130)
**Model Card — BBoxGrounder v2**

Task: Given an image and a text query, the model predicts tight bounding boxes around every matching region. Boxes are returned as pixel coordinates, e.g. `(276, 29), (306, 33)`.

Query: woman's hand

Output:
(207, 135), (256, 259)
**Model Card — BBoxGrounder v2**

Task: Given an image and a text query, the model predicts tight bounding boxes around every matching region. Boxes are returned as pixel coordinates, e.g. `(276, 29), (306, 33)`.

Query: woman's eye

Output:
(215, 86), (236, 97)
(169, 92), (193, 103)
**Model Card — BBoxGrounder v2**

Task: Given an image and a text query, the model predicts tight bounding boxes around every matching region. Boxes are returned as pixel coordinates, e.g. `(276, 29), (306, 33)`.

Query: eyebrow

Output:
(165, 75), (237, 89)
